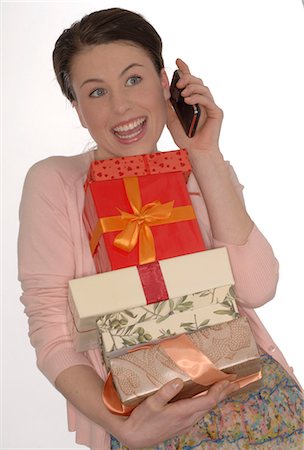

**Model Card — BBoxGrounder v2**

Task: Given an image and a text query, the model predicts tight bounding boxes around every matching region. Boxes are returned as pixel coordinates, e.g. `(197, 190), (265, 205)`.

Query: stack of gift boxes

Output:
(68, 149), (262, 414)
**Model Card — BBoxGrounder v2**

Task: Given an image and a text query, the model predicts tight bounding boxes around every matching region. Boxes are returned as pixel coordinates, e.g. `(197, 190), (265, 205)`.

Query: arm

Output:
(188, 150), (254, 244)
(167, 59), (253, 244)
(18, 159), (94, 382)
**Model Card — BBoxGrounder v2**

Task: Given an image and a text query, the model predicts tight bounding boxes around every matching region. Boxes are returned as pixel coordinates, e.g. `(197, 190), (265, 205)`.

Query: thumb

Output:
(148, 378), (184, 409)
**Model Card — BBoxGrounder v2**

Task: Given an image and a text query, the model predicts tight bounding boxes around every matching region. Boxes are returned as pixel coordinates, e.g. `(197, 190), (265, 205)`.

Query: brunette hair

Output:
(52, 8), (164, 102)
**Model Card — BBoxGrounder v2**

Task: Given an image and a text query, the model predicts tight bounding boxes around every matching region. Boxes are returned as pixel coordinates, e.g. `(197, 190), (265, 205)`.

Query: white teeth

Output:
(117, 129), (142, 140)
(113, 117), (145, 133)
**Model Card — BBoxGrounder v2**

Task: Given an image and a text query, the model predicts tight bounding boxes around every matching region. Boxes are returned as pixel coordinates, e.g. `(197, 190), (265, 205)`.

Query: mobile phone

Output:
(169, 70), (201, 138)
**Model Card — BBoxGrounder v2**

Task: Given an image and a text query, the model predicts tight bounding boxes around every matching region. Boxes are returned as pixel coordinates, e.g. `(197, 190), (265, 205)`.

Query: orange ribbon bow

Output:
(90, 176), (196, 264)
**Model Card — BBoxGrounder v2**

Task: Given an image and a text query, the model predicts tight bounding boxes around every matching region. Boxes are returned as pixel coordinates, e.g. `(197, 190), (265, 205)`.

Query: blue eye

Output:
(126, 76), (142, 87)
(90, 88), (107, 97)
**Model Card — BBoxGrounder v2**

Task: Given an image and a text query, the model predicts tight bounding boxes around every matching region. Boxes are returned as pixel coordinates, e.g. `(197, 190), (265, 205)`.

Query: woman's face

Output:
(71, 41), (170, 159)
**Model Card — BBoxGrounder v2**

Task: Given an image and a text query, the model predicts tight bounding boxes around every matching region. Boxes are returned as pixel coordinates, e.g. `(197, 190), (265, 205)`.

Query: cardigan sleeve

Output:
(188, 161), (279, 309)
(18, 159), (94, 385)
(213, 225), (279, 308)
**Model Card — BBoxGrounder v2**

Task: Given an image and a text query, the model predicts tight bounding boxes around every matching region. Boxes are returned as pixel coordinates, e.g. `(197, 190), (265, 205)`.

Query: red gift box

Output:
(85, 149), (191, 185)
(83, 171), (205, 271)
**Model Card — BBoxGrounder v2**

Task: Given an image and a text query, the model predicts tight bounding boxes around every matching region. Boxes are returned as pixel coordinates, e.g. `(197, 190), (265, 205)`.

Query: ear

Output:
(160, 69), (171, 101)
(72, 100), (88, 129)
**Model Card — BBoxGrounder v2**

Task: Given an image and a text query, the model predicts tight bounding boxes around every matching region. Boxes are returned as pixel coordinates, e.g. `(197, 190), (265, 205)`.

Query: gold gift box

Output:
(107, 317), (261, 408)
(97, 284), (239, 359)
(68, 248), (235, 352)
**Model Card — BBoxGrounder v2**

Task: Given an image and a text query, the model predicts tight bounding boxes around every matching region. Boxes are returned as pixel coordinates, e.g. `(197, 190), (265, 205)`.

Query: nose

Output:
(110, 90), (131, 115)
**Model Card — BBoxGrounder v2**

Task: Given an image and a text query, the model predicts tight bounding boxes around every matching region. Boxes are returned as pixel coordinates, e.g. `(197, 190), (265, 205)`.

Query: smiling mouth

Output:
(112, 117), (147, 141)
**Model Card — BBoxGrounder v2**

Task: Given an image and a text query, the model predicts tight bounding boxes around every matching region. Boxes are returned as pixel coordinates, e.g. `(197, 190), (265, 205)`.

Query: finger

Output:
(183, 94), (223, 119)
(176, 58), (191, 74)
(174, 381), (237, 431)
(176, 73), (204, 89)
(218, 382), (240, 403)
(145, 378), (184, 410)
(181, 84), (214, 101)
(184, 94), (222, 116)
(190, 380), (234, 412)
(183, 94), (214, 107)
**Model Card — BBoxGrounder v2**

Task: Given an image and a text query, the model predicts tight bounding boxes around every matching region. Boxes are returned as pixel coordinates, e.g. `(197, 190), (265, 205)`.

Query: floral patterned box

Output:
(68, 248), (235, 352)
(97, 284), (239, 360)
(103, 317), (262, 410)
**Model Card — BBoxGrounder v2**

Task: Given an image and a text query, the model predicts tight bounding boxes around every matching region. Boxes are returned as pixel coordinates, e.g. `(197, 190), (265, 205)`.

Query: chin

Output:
(114, 143), (157, 158)
(96, 138), (158, 160)
(127, 147), (157, 156)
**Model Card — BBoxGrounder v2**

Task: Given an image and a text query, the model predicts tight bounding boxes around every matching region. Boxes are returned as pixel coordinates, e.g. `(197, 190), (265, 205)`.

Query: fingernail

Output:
(172, 379), (182, 389)
(222, 380), (230, 388)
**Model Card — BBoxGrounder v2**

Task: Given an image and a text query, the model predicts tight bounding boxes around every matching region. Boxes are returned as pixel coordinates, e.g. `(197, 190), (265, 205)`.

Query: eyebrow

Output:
(80, 63), (144, 88)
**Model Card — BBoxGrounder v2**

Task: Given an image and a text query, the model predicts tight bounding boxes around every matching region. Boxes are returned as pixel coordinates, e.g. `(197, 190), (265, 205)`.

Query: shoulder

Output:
(20, 151), (94, 212)
(23, 151), (93, 190)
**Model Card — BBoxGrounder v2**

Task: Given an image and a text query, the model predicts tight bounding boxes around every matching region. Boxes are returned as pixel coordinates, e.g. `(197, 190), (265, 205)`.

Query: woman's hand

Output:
(167, 58), (223, 154)
(111, 378), (238, 449)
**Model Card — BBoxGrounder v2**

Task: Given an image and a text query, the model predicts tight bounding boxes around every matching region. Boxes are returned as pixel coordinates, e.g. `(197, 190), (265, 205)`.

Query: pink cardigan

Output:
(18, 150), (295, 450)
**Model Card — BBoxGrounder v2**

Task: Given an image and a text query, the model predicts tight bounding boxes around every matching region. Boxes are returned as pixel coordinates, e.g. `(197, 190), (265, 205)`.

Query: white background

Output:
(1, 1), (304, 449)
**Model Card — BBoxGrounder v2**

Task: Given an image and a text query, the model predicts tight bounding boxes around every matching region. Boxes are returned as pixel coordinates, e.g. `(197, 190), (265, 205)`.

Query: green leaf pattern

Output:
(97, 284), (239, 353)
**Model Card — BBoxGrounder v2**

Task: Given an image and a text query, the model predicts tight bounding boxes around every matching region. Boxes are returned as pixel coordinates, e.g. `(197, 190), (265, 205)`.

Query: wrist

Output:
(187, 147), (226, 173)
(188, 143), (222, 156)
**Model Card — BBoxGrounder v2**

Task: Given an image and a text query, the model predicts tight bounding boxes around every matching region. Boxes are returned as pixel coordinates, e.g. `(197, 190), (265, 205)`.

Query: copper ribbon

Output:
(103, 371), (134, 416)
(102, 334), (262, 416)
(90, 176), (196, 264)
(103, 371), (262, 416)
(160, 334), (231, 385)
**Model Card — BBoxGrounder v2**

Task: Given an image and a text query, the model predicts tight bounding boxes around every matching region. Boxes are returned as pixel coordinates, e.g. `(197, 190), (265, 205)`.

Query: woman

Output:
(18, 7), (303, 450)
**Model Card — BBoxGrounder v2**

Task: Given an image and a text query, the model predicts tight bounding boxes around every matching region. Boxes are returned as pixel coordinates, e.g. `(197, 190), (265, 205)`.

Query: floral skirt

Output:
(111, 353), (303, 449)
